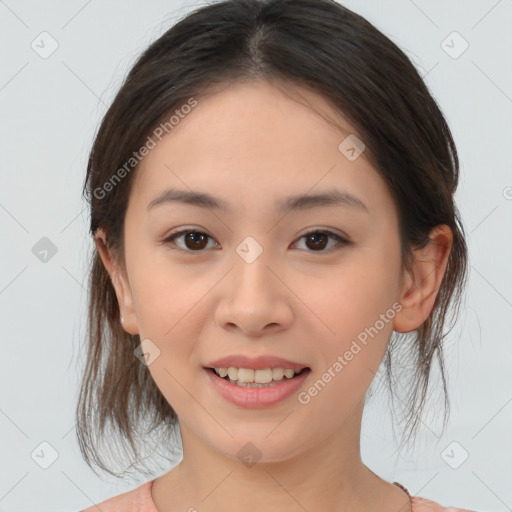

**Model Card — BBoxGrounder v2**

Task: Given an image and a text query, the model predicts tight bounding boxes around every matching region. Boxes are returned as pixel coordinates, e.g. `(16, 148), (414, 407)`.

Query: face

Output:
(101, 79), (411, 463)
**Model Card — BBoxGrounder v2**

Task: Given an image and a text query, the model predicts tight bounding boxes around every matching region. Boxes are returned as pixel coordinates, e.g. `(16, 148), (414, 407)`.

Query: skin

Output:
(96, 79), (452, 512)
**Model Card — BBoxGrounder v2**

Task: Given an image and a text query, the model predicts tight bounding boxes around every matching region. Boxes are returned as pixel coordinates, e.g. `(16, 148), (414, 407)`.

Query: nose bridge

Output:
(231, 236), (277, 303)
(215, 236), (293, 334)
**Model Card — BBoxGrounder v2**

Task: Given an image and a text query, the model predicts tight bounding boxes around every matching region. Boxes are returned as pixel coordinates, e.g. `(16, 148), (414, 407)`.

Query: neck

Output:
(151, 400), (412, 512)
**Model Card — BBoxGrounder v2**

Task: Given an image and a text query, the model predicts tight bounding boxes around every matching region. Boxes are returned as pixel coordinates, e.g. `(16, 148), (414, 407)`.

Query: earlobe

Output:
(94, 229), (139, 335)
(393, 225), (453, 333)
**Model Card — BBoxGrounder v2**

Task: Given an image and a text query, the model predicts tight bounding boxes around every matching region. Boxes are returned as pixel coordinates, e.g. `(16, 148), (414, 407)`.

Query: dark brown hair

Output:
(77, 0), (468, 479)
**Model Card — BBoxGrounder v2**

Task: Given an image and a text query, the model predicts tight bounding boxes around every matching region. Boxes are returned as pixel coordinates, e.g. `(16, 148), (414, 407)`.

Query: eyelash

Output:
(162, 228), (349, 254)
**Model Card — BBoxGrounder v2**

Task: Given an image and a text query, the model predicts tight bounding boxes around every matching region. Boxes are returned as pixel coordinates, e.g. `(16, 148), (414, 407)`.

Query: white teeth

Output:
(238, 368), (254, 383)
(283, 369), (295, 379)
(272, 368), (284, 380)
(213, 367), (304, 383)
(227, 367), (238, 380)
(254, 369), (273, 384)
(216, 368), (229, 378)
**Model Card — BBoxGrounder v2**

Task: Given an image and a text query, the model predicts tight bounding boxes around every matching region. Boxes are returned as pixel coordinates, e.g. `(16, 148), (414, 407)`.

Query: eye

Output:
(163, 229), (219, 252)
(162, 228), (349, 253)
(293, 229), (349, 252)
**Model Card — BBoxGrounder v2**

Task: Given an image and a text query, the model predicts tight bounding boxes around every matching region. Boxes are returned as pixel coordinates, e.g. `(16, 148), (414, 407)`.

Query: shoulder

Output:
(394, 481), (476, 512)
(80, 479), (158, 512)
(412, 495), (477, 512)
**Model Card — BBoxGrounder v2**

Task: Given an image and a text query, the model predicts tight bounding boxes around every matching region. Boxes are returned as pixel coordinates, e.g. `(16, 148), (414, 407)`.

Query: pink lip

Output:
(203, 354), (309, 371)
(204, 367), (311, 408)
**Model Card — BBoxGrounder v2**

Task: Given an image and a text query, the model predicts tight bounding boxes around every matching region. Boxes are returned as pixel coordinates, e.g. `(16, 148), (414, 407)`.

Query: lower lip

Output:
(204, 367), (311, 408)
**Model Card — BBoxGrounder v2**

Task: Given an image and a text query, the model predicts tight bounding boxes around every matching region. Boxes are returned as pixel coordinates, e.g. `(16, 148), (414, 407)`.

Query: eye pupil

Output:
(185, 232), (208, 250)
(306, 233), (328, 250)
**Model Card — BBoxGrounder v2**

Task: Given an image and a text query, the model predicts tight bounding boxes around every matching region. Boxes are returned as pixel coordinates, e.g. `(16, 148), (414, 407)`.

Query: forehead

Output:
(128, 79), (393, 220)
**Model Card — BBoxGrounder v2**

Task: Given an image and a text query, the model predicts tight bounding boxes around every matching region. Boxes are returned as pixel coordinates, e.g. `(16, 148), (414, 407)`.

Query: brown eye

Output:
(294, 230), (348, 252)
(305, 232), (329, 250)
(164, 230), (217, 252)
(163, 228), (348, 254)
(182, 232), (209, 250)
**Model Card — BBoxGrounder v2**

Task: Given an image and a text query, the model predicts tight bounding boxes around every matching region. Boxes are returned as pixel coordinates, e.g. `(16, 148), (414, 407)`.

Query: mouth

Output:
(205, 366), (311, 388)
(203, 364), (312, 408)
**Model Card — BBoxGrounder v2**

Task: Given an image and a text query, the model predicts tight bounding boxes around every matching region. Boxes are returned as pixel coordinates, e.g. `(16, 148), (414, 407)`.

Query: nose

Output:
(214, 248), (294, 337)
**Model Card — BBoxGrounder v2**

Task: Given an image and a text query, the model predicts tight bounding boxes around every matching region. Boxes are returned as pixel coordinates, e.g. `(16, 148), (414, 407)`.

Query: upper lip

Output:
(204, 355), (309, 371)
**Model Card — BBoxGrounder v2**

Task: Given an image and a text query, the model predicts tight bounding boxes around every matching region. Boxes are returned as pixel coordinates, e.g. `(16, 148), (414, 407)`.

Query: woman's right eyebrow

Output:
(146, 187), (369, 215)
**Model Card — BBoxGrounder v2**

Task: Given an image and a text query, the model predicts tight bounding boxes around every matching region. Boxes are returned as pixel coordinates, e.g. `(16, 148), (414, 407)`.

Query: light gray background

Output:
(1, 1), (511, 511)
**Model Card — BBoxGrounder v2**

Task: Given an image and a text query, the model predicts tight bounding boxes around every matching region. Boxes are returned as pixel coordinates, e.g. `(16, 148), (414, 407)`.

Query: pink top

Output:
(80, 480), (476, 511)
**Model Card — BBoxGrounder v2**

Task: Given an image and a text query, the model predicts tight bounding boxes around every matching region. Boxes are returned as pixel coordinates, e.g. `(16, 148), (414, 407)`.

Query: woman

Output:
(77, 1), (473, 510)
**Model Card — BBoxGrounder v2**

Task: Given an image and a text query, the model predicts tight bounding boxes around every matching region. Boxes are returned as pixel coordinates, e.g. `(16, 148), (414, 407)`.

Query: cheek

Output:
(296, 264), (399, 420)
(126, 240), (204, 336)
(130, 268), (212, 414)
(303, 246), (401, 368)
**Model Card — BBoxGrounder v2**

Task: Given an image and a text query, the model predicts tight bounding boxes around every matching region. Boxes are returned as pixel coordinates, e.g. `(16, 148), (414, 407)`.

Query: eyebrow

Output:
(147, 187), (369, 214)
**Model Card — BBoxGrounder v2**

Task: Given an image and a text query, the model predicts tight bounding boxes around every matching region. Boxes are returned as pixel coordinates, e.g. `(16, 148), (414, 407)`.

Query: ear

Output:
(94, 228), (139, 335)
(393, 225), (453, 333)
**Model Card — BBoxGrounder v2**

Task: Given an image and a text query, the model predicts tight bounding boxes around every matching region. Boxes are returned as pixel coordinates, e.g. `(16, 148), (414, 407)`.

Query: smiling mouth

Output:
(207, 367), (311, 388)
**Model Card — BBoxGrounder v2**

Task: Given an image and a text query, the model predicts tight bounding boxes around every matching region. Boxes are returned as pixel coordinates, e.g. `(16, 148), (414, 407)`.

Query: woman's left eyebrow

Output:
(147, 187), (369, 214)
